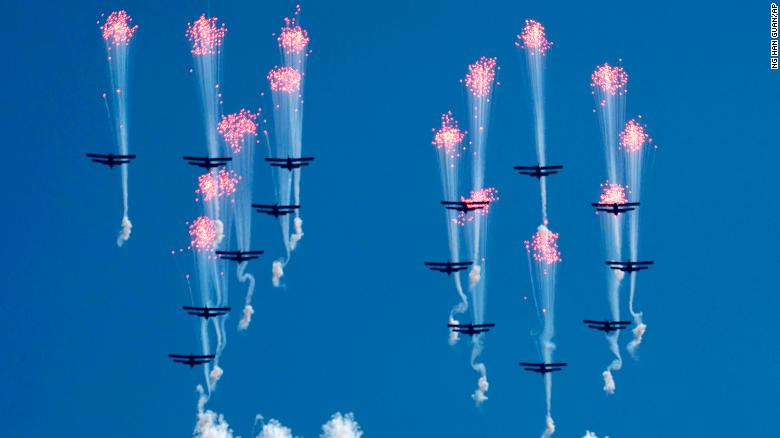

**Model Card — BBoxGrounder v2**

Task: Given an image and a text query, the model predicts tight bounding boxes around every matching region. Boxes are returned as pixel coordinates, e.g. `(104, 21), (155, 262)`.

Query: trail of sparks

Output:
(516, 19), (554, 223)
(622, 117), (654, 355)
(525, 224), (561, 437)
(267, 8), (310, 287)
(433, 112), (469, 329)
(220, 109), (261, 330)
(99, 11), (137, 246)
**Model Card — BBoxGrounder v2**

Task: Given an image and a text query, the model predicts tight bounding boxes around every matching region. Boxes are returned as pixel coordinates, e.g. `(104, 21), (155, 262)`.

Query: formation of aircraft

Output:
(514, 164), (563, 179)
(583, 319), (631, 333)
(215, 250), (263, 263)
(265, 156), (315, 171)
(182, 156), (232, 170)
(440, 200), (490, 213)
(252, 203), (299, 218)
(606, 260), (654, 273)
(592, 201), (640, 216)
(182, 306), (230, 320)
(424, 260), (472, 275)
(168, 353), (216, 367)
(447, 322), (495, 337)
(86, 153), (136, 168)
(519, 362), (567, 375)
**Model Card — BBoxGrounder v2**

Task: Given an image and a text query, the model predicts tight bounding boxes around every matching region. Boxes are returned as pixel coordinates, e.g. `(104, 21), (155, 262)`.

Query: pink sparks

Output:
(464, 57), (497, 98)
(218, 109), (258, 153)
(197, 173), (218, 201)
(599, 182), (628, 204)
(186, 14), (227, 56)
(619, 118), (650, 152)
(100, 11), (138, 45)
(591, 63), (628, 95)
(454, 187), (499, 225)
(525, 226), (561, 265)
(267, 66), (302, 93)
(217, 168), (239, 197)
(278, 7), (310, 54)
(196, 169), (240, 201)
(433, 112), (466, 157)
(189, 216), (217, 251)
(516, 20), (552, 54)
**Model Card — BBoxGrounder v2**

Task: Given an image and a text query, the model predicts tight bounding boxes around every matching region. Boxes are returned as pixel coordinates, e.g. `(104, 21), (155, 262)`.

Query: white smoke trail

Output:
(470, 336), (489, 404)
(117, 215), (132, 247)
(237, 259), (256, 331)
(320, 413), (363, 438)
(290, 217), (304, 250)
(583, 431), (609, 438)
(272, 260), (285, 287)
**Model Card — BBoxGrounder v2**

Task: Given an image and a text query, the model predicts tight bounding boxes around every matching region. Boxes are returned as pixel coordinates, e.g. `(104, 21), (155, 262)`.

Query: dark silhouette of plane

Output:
(583, 319), (631, 333)
(168, 353), (216, 367)
(265, 156), (315, 171)
(424, 260), (473, 275)
(216, 250), (263, 263)
(441, 200), (490, 213)
(182, 306), (230, 320)
(514, 164), (563, 179)
(252, 204), (299, 218)
(519, 362), (567, 375)
(183, 156), (232, 170)
(606, 260), (654, 273)
(592, 202), (640, 216)
(448, 322), (495, 337)
(86, 153), (136, 168)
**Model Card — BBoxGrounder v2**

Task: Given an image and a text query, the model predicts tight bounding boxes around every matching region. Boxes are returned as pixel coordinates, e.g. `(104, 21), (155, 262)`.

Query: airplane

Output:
(583, 319), (631, 333)
(86, 153), (136, 168)
(216, 250), (264, 263)
(252, 203), (299, 218)
(514, 164), (563, 179)
(447, 322), (495, 337)
(424, 260), (473, 275)
(591, 201), (640, 216)
(168, 353), (216, 367)
(182, 156), (232, 170)
(606, 260), (654, 273)
(441, 200), (490, 213)
(265, 156), (315, 171)
(518, 362), (567, 375)
(182, 306), (231, 320)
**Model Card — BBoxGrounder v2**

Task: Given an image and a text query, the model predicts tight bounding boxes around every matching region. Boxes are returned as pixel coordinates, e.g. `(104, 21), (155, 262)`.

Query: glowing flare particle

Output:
(189, 216), (218, 251)
(278, 13), (310, 54)
(100, 11), (138, 45)
(433, 112), (466, 156)
(186, 14), (227, 56)
(464, 57), (497, 97)
(516, 19), (552, 54)
(619, 118), (650, 152)
(267, 66), (302, 93)
(525, 226), (561, 265)
(599, 182), (628, 204)
(218, 109), (258, 153)
(590, 63), (628, 95)
(454, 188), (499, 225)
(196, 169), (240, 201)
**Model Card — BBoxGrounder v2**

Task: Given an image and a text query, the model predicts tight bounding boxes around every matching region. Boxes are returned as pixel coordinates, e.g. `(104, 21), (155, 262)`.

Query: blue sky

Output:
(2, 0), (778, 436)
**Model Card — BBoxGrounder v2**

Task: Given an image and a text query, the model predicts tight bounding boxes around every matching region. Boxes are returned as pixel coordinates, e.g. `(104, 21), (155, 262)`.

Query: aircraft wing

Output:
(583, 320), (607, 325)
(472, 323), (495, 328)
